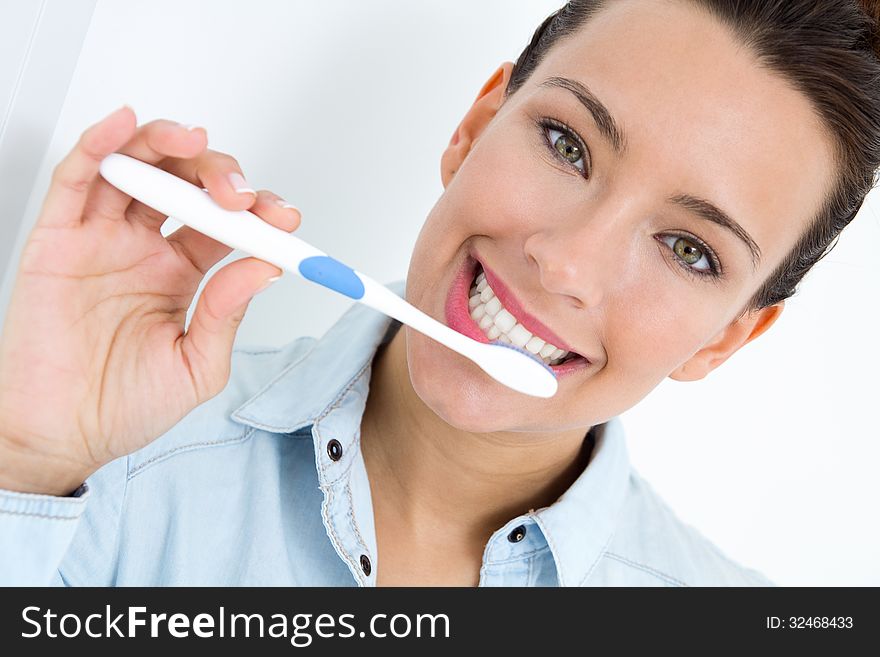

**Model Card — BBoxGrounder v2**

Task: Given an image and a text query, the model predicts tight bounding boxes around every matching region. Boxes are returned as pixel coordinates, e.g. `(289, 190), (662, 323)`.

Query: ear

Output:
(669, 301), (785, 382)
(441, 62), (515, 188)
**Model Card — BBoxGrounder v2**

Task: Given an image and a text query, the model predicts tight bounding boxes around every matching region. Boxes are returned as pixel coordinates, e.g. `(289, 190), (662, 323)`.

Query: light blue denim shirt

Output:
(0, 280), (773, 587)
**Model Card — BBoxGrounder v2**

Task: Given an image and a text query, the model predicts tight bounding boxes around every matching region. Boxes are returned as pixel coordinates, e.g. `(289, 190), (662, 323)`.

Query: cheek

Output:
(605, 283), (717, 383)
(450, 130), (559, 233)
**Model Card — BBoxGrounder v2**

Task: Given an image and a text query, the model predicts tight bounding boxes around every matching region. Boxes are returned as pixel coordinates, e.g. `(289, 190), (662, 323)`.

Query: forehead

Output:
(520, 0), (836, 273)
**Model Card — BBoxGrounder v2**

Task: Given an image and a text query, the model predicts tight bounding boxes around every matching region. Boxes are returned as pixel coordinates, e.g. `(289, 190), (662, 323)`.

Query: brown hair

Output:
(504, 0), (880, 312)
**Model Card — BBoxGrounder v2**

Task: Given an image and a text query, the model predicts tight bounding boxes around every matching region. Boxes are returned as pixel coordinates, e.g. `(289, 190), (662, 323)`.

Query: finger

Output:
(166, 190), (301, 275)
(178, 256), (283, 399)
(125, 151), (263, 231)
(39, 106), (137, 228)
(88, 118), (209, 222)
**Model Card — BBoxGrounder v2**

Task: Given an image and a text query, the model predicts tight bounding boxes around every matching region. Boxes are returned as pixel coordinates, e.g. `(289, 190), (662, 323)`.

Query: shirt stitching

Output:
(126, 429), (254, 479)
(312, 424), (357, 482)
(602, 551), (688, 587)
(312, 422), (365, 585)
(486, 544), (552, 566)
(245, 356), (371, 437)
(626, 469), (770, 582)
(577, 529), (618, 586)
(312, 418), (365, 585)
(231, 339), (319, 423)
(314, 361), (372, 427)
(0, 508), (80, 520)
(311, 363), (372, 582)
(111, 454), (132, 585)
(233, 346), (285, 355)
(531, 514), (567, 585)
(319, 483), (365, 587)
(313, 363), (371, 481)
(0, 488), (87, 505)
(345, 479), (369, 555)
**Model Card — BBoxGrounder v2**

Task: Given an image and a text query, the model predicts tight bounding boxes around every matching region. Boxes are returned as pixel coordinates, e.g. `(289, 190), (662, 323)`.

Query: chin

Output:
(405, 328), (524, 433)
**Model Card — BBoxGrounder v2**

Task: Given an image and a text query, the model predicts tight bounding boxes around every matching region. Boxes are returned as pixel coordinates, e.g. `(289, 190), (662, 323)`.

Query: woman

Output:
(0, 0), (878, 586)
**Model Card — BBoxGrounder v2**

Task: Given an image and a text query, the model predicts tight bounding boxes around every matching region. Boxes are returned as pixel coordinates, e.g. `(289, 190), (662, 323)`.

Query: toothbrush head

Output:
(476, 340), (558, 398)
(489, 340), (555, 373)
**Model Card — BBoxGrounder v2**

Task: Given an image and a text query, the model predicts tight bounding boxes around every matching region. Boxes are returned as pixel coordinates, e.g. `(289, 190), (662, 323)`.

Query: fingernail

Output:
(228, 172), (256, 196)
(274, 198), (299, 212)
(104, 105), (132, 121)
(255, 274), (282, 294)
(179, 123), (202, 132)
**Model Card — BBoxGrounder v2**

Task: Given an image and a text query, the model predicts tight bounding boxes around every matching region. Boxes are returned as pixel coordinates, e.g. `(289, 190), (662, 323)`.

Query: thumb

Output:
(180, 256), (281, 399)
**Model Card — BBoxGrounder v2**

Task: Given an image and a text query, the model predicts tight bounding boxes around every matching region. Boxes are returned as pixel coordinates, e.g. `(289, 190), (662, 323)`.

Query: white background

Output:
(1, 0), (878, 586)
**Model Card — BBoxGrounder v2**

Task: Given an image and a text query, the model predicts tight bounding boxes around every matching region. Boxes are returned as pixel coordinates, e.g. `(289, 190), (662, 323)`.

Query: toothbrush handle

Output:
(98, 153), (366, 299)
(99, 154), (478, 358)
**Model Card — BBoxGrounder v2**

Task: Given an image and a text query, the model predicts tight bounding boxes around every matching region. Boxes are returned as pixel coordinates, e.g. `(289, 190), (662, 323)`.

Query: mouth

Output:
(444, 251), (592, 377)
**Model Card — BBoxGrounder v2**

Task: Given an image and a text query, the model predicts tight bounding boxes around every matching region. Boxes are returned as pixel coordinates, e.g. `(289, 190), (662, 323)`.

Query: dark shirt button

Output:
(327, 439), (343, 461)
(360, 554), (372, 576)
(507, 525), (527, 543)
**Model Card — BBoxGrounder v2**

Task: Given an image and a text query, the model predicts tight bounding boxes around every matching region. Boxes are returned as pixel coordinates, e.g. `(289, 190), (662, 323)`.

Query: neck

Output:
(360, 324), (593, 545)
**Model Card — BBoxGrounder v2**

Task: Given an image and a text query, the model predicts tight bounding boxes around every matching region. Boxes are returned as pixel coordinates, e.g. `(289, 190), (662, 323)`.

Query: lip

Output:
(477, 255), (587, 362)
(443, 249), (592, 379)
(444, 254), (486, 345)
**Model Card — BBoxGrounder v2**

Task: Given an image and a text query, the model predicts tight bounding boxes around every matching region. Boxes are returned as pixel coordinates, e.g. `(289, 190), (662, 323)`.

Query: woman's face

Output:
(403, 0), (835, 434)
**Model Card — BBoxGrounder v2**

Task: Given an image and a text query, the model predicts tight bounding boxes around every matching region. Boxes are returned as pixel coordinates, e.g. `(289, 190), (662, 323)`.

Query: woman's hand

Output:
(0, 106), (301, 495)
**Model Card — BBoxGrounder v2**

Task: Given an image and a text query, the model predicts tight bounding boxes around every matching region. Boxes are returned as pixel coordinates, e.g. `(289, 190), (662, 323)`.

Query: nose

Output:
(523, 214), (622, 310)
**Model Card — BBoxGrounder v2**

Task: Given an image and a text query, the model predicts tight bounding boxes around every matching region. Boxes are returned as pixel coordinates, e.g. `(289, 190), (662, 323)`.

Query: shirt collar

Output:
(529, 417), (630, 586)
(230, 281), (405, 434)
(230, 278), (631, 586)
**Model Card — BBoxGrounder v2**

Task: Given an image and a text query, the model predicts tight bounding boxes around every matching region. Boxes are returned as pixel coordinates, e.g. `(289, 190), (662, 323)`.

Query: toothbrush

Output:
(98, 153), (558, 398)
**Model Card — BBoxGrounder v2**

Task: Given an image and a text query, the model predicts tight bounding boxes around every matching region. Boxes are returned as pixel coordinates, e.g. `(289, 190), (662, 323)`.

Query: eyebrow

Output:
(540, 76), (628, 156)
(668, 194), (762, 269)
(538, 75), (762, 270)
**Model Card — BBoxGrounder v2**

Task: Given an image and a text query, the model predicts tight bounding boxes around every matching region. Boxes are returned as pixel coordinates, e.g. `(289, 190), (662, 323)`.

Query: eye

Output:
(539, 118), (589, 177)
(657, 233), (722, 279)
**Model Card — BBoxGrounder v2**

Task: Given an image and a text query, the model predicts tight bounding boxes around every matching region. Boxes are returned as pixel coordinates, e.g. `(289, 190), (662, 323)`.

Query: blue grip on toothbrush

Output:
(298, 256), (365, 299)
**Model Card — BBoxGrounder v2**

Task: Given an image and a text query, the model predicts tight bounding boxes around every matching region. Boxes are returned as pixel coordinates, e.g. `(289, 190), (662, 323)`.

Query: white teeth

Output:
(467, 267), (581, 367)
(525, 336), (545, 354)
(493, 309), (516, 333)
(507, 324), (532, 348)
(484, 296), (502, 317)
